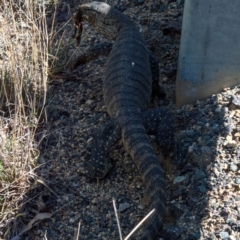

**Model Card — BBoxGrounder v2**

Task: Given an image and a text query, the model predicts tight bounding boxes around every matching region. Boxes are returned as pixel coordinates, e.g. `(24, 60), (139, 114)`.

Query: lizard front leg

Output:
(87, 117), (121, 179)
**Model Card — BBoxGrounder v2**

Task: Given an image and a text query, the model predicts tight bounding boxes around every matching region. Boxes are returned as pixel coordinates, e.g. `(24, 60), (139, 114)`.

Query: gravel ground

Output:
(15, 1), (240, 240)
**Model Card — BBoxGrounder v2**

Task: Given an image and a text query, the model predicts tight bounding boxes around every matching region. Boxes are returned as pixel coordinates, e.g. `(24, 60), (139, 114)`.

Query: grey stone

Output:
(219, 231), (229, 239)
(195, 169), (206, 180)
(225, 140), (237, 148)
(186, 130), (195, 137)
(198, 185), (207, 193)
(229, 164), (238, 172)
(119, 202), (130, 212)
(235, 178), (240, 185)
(232, 96), (240, 107)
(173, 176), (186, 184)
(190, 146), (212, 168)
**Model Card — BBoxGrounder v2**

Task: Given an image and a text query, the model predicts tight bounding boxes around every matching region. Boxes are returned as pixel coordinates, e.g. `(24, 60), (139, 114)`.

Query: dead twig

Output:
(113, 198), (123, 240)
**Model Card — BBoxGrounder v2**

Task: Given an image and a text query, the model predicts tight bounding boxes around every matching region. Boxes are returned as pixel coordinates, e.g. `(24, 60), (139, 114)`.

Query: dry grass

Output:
(0, 0), (50, 238)
(0, 0), (84, 237)
(0, 0), (157, 239)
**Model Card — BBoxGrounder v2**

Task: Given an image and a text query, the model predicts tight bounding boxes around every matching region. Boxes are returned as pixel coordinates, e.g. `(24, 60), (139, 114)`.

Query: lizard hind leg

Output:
(156, 109), (175, 147)
(87, 117), (121, 179)
(142, 107), (175, 147)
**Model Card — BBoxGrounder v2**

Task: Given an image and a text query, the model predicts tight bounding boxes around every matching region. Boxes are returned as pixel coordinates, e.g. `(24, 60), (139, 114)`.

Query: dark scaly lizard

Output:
(72, 9), (165, 98)
(71, 42), (165, 98)
(73, 2), (174, 239)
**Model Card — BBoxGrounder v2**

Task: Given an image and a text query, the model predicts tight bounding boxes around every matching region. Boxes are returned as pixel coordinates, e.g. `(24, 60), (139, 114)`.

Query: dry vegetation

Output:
(0, 0), (50, 238)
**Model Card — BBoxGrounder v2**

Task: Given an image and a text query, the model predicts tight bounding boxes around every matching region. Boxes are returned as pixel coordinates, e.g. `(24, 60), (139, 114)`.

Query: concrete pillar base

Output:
(176, 0), (240, 107)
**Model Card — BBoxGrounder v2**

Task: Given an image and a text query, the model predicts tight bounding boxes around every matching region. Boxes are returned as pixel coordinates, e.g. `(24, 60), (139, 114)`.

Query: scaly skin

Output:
(71, 42), (165, 98)
(74, 2), (174, 239)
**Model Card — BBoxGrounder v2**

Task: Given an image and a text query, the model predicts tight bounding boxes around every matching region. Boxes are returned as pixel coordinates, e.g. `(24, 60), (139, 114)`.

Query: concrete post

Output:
(176, 0), (240, 107)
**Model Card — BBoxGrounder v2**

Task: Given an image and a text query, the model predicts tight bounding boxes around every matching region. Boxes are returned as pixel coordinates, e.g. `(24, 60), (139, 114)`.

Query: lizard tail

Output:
(118, 109), (166, 240)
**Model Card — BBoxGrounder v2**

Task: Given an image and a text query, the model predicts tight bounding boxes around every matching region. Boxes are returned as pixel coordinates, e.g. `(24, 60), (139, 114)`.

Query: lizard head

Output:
(77, 2), (111, 25)
(73, 1), (132, 41)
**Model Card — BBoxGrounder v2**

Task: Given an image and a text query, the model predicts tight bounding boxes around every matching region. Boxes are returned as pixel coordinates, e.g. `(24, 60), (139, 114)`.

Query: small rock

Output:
(229, 103), (237, 110)
(223, 124), (234, 134)
(69, 218), (75, 224)
(225, 140), (237, 148)
(212, 123), (220, 133)
(91, 198), (97, 204)
(229, 164), (238, 172)
(119, 202), (130, 212)
(232, 96), (240, 108)
(190, 146), (212, 167)
(188, 143), (195, 153)
(197, 121), (205, 126)
(237, 147), (240, 157)
(201, 146), (212, 155)
(226, 135), (233, 141)
(209, 198), (219, 208)
(229, 235), (236, 240)
(220, 163), (228, 170)
(210, 233), (218, 240)
(234, 132), (240, 137)
(173, 176), (186, 184)
(235, 178), (240, 185)
(198, 185), (207, 193)
(194, 169), (206, 180)
(86, 99), (94, 105)
(213, 168), (220, 177)
(205, 123), (210, 128)
(87, 137), (93, 143)
(186, 130), (195, 137)
(219, 231), (229, 239)
(138, 204), (144, 210)
(38, 155), (46, 164)
(223, 107), (229, 113)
